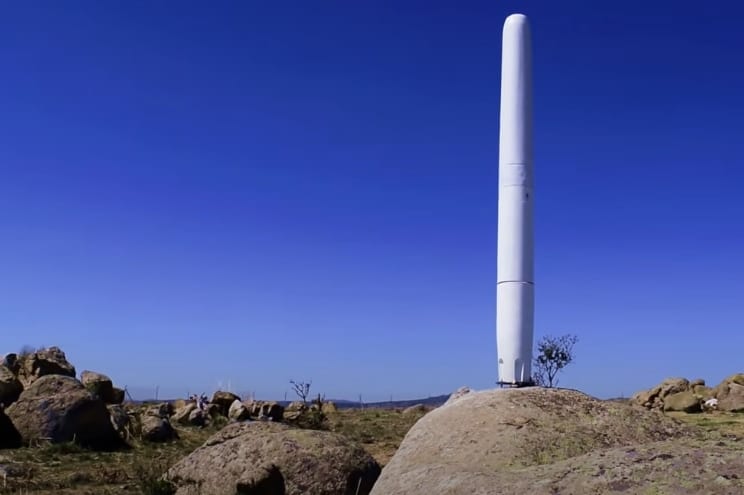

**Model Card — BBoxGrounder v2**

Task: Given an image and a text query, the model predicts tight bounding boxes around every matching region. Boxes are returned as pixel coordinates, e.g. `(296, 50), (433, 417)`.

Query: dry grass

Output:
(667, 410), (744, 438)
(0, 425), (213, 494)
(0, 406), (429, 494)
(326, 407), (429, 466)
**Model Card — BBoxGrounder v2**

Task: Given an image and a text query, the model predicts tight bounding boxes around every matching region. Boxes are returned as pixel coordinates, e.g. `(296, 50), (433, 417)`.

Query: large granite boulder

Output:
(5, 375), (121, 450)
(369, 387), (735, 495)
(663, 390), (702, 413)
(165, 421), (380, 495)
(0, 365), (23, 407)
(17, 346), (76, 387)
(716, 374), (744, 412)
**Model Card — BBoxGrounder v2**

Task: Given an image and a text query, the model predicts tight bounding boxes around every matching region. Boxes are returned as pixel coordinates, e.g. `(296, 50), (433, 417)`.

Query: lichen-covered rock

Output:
(166, 422), (380, 495)
(718, 382), (744, 412)
(658, 377), (690, 398)
(5, 375), (121, 449)
(663, 391), (701, 413)
(16, 347), (76, 387)
(631, 385), (662, 408)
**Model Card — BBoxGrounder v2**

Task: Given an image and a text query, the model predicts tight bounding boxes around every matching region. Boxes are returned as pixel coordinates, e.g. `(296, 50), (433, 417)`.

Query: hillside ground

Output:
(0, 406), (741, 495)
(0, 407), (427, 495)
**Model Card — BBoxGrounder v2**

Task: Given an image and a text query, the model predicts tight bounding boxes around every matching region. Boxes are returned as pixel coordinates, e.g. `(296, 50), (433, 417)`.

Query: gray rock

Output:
(658, 377), (690, 398)
(663, 391), (702, 413)
(166, 421), (380, 495)
(718, 382), (744, 412)
(371, 387), (700, 495)
(5, 375), (121, 450)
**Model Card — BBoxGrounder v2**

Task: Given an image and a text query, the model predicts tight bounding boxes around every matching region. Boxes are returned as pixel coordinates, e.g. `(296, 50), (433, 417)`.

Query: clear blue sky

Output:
(1, 1), (742, 401)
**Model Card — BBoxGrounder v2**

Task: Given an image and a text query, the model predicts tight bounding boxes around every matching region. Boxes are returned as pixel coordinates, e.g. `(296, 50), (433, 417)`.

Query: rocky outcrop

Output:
(0, 365), (23, 407)
(239, 400), (284, 422)
(632, 374), (744, 412)
(165, 421), (380, 495)
(16, 347), (76, 387)
(210, 391), (240, 417)
(371, 387), (701, 495)
(5, 375), (121, 450)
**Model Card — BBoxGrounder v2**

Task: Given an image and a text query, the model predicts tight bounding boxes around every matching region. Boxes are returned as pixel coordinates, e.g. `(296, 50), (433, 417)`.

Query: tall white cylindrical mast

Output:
(496, 13), (534, 386)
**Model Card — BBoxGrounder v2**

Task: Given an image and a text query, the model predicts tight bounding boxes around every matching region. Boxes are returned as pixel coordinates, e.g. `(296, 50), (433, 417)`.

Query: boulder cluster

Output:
(169, 390), (286, 428)
(631, 374), (744, 413)
(1, 347), (124, 449)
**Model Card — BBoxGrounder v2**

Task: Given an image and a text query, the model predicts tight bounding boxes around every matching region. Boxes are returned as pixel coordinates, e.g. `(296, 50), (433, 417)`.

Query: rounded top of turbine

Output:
(504, 13), (529, 27)
(503, 14), (530, 35)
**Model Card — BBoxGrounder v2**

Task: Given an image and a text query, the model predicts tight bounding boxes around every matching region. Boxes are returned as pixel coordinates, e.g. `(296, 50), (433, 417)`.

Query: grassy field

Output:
(0, 407), (428, 495)
(0, 406), (741, 495)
